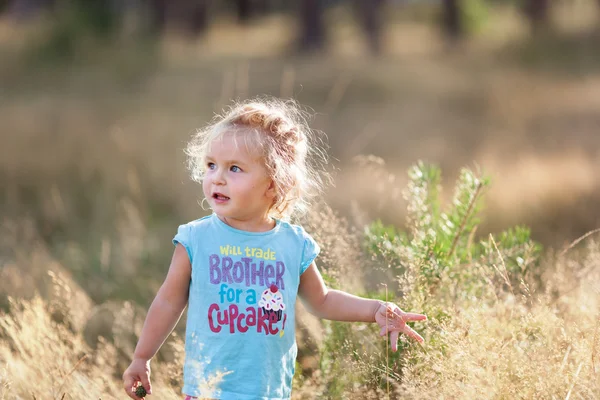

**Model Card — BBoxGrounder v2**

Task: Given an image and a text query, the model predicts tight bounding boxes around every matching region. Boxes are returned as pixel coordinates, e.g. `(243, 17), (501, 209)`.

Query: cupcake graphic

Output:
(259, 284), (286, 322)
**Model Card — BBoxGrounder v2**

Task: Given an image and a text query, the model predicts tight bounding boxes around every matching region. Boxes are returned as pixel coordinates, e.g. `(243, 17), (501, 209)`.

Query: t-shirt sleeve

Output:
(173, 223), (193, 264)
(300, 229), (320, 275)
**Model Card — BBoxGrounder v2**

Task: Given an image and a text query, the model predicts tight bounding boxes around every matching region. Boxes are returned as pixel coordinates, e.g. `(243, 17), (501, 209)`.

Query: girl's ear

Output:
(265, 180), (277, 199)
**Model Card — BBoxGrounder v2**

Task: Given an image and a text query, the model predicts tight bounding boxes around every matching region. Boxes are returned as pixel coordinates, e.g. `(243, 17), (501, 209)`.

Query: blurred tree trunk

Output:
(74, 0), (119, 37)
(148, 0), (167, 34)
(236, 0), (251, 23)
(442, 0), (463, 39)
(147, 0), (210, 37)
(355, 0), (385, 54)
(234, 0), (270, 23)
(299, 0), (325, 51)
(188, 0), (209, 35)
(1, 0), (9, 14)
(523, 0), (550, 34)
(256, 0), (269, 14)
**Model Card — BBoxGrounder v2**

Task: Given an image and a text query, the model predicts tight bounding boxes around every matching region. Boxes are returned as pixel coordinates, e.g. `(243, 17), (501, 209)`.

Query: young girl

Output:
(122, 97), (426, 400)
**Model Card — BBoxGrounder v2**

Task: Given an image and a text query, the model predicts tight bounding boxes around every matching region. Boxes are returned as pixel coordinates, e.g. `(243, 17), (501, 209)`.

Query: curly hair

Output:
(185, 97), (329, 220)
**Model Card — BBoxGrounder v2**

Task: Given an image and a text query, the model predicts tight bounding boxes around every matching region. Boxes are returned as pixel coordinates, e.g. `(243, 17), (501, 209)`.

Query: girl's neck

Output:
(216, 214), (276, 232)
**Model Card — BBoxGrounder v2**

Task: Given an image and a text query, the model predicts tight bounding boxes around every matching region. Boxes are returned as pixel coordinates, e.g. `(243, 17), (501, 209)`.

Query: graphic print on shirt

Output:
(207, 245), (288, 337)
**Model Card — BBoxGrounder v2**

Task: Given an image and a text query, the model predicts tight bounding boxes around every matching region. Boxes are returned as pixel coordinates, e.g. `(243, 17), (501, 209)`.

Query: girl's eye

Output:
(230, 165), (241, 172)
(207, 162), (216, 170)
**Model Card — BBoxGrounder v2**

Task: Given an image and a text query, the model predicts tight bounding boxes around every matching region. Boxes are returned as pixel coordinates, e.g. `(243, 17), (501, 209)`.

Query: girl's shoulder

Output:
(183, 214), (213, 228)
(277, 220), (316, 242)
(175, 214), (214, 236)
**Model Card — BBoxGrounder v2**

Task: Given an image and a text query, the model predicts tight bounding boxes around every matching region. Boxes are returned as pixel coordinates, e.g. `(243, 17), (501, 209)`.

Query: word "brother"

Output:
(209, 255), (285, 289)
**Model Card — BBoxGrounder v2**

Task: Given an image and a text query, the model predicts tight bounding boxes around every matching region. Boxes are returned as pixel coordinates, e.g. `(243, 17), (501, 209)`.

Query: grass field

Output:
(1, 4), (600, 399)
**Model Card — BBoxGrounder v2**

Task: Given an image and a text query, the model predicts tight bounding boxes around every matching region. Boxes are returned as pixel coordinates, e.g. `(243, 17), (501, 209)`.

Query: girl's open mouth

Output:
(213, 193), (230, 202)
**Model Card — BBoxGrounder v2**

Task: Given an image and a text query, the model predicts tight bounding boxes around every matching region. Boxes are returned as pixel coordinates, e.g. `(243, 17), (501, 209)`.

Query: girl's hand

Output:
(375, 302), (427, 351)
(123, 358), (152, 399)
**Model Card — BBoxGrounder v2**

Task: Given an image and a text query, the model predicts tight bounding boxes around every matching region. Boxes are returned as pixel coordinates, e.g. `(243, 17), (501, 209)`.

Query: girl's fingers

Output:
(386, 307), (426, 321)
(382, 323), (424, 343)
(141, 375), (153, 395)
(402, 312), (427, 321)
(123, 375), (136, 398)
(382, 304), (414, 318)
(123, 373), (151, 399)
(402, 325), (425, 343)
(390, 330), (400, 352)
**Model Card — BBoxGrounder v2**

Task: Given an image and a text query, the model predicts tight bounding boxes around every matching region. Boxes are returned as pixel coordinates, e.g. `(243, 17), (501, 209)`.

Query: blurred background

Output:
(0, 0), (600, 397)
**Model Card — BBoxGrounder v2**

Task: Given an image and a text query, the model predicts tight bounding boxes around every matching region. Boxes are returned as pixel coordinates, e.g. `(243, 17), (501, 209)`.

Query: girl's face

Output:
(202, 132), (276, 231)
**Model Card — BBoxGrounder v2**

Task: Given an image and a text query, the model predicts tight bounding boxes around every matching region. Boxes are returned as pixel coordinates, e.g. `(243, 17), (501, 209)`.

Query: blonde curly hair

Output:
(185, 97), (329, 220)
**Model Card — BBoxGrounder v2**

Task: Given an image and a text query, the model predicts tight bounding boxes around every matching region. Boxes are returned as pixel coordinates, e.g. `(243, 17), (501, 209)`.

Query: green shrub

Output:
(318, 161), (542, 397)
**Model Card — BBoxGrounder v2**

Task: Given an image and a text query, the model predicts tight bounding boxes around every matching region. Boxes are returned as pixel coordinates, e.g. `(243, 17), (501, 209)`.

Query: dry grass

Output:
(1, 226), (599, 399)
(396, 242), (600, 399)
(0, 296), (187, 400)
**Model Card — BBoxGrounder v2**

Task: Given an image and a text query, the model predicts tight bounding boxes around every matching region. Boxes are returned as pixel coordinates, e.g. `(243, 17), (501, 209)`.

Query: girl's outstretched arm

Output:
(298, 262), (426, 351)
(122, 244), (192, 399)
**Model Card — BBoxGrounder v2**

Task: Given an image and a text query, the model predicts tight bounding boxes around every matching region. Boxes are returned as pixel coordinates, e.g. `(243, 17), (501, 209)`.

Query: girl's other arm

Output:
(298, 262), (426, 351)
(298, 262), (380, 322)
(122, 244), (191, 399)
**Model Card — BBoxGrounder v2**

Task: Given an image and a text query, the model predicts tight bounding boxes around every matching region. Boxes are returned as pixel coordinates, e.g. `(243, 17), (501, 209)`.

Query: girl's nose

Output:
(212, 170), (225, 185)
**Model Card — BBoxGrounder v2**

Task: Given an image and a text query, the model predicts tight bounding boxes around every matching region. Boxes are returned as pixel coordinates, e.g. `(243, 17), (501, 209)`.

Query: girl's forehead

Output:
(207, 129), (263, 159)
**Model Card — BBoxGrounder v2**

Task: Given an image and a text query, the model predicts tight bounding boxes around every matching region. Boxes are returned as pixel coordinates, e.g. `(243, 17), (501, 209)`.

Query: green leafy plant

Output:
(319, 161), (542, 397)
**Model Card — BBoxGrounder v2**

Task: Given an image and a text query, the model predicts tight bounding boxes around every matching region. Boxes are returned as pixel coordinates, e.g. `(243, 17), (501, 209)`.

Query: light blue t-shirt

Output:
(172, 214), (320, 400)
